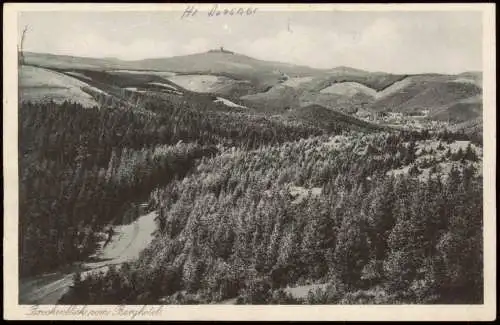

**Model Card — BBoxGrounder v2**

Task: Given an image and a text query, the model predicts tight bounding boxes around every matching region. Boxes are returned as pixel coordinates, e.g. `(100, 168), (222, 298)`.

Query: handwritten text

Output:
(181, 5), (258, 19)
(26, 305), (164, 320)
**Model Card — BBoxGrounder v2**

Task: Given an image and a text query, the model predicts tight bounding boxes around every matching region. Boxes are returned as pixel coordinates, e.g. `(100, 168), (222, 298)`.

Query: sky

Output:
(18, 7), (483, 74)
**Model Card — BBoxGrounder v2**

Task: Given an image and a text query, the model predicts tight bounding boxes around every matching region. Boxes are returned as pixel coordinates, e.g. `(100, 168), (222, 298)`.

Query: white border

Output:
(3, 3), (496, 321)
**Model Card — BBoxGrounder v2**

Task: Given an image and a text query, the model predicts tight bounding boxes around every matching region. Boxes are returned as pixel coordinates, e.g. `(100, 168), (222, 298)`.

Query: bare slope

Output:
(19, 65), (103, 107)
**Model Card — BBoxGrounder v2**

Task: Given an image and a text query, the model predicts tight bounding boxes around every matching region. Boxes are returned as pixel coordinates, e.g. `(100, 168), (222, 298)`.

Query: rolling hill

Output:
(127, 50), (322, 77)
(24, 52), (129, 70)
(285, 104), (384, 133)
(449, 116), (483, 138)
(21, 50), (483, 123)
(367, 75), (482, 114)
(19, 65), (104, 107)
(429, 95), (483, 122)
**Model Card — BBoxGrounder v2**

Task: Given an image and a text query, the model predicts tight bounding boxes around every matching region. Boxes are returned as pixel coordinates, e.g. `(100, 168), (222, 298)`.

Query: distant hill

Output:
(429, 95), (483, 122)
(24, 50), (327, 98)
(368, 74), (483, 122)
(125, 50), (327, 96)
(18, 65), (103, 107)
(22, 51), (482, 123)
(24, 52), (129, 70)
(457, 71), (482, 87)
(328, 66), (370, 75)
(285, 104), (384, 133)
(449, 116), (483, 135)
(128, 50), (323, 77)
(239, 69), (408, 114)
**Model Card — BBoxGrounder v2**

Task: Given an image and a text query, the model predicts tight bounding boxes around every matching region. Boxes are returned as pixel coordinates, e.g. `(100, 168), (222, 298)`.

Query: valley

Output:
(18, 49), (484, 306)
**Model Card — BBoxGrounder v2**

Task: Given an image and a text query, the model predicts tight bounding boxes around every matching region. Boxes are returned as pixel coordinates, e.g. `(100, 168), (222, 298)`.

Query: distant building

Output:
(208, 46), (235, 54)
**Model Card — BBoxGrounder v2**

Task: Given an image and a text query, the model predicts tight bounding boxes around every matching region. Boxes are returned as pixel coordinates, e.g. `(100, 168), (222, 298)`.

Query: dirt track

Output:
(19, 211), (157, 305)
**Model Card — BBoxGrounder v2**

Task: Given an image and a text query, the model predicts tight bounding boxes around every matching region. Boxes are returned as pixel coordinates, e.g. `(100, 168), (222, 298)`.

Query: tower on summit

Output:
(208, 46), (234, 54)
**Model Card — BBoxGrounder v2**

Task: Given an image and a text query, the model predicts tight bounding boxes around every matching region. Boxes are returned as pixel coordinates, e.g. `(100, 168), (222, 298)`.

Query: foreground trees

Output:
(60, 132), (483, 304)
(18, 97), (344, 277)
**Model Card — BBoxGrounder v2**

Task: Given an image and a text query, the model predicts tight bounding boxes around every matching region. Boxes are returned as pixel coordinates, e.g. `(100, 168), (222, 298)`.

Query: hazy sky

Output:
(18, 8), (483, 74)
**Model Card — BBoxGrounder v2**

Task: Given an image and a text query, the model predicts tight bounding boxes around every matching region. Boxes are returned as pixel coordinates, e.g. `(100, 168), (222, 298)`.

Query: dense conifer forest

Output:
(19, 96), (483, 304)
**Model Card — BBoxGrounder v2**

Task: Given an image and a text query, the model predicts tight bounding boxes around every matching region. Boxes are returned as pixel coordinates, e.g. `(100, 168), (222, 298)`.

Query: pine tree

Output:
(383, 196), (422, 299)
(367, 176), (396, 261)
(333, 213), (370, 289)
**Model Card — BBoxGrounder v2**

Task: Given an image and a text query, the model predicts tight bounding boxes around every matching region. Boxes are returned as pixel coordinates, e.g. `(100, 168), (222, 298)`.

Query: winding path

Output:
(19, 211), (157, 305)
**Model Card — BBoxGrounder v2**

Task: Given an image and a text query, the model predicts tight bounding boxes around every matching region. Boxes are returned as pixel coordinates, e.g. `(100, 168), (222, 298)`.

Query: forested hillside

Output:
(56, 127), (483, 304)
(20, 92), (378, 278)
(19, 53), (483, 306)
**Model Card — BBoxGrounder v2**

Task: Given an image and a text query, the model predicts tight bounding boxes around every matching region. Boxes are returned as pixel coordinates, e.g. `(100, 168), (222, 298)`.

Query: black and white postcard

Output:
(3, 3), (496, 321)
